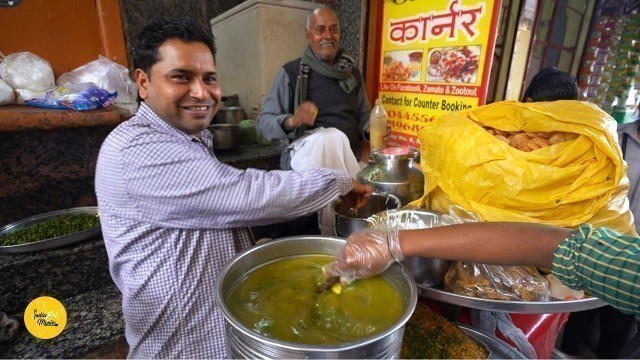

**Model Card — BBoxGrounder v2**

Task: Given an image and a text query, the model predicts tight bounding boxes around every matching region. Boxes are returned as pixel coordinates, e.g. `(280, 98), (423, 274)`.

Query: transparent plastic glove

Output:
(324, 228), (404, 284)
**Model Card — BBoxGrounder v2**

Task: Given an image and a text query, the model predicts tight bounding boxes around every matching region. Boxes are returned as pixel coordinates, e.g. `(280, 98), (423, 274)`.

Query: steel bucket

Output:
(215, 236), (418, 359)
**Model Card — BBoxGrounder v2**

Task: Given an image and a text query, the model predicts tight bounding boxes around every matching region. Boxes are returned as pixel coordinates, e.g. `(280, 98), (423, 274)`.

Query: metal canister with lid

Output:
(357, 147), (424, 205)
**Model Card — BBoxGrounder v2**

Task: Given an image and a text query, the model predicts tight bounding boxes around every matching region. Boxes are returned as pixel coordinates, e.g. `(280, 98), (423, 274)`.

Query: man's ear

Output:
(135, 69), (149, 100)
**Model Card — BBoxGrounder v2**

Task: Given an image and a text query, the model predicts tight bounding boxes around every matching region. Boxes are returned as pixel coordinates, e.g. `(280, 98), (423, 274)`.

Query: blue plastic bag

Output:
(25, 82), (117, 110)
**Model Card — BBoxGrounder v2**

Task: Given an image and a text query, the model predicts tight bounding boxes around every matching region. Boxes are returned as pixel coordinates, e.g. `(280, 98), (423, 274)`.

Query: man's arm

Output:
(400, 222), (568, 268)
(113, 128), (358, 229)
(404, 223), (640, 316)
(325, 222), (568, 284)
(326, 222), (640, 316)
(256, 68), (296, 141)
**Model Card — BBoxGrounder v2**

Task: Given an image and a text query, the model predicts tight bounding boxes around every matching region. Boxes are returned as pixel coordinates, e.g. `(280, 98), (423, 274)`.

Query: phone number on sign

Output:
(388, 110), (438, 123)
(387, 110), (438, 133)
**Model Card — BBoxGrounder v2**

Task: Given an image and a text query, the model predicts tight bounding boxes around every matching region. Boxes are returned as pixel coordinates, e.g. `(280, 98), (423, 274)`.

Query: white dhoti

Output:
(289, 128), (361, 235)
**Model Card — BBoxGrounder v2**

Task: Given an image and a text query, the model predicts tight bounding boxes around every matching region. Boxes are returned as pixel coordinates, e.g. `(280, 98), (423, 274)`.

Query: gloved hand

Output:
(324, 228), (404, 284)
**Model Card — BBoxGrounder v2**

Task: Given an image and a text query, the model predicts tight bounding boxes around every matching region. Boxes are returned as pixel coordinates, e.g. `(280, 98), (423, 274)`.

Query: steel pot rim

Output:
(331, 192), (401, 217)
(371, 147), (419, 161)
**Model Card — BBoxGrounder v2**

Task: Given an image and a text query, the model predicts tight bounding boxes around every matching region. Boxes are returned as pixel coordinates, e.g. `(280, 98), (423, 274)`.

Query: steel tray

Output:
(457, 323), (527, 359)
(418, 284), (607, 313)
(0, 207), (101, 254)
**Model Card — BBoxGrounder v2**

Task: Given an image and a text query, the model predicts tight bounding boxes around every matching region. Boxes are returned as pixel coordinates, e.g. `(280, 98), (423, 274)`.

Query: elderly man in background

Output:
(256, 7), (372, 235)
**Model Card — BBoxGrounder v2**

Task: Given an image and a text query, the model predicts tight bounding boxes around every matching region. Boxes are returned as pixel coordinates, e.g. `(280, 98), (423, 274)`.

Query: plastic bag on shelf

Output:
(444, 261), (550, 301)
(441, 205), (552, 358)
(57, 55), (137, 116)
(440, 206), (551, 301)
(0, 78), (13, 105)
(24, 82), (117, 111)
(0, 51), (55, 104)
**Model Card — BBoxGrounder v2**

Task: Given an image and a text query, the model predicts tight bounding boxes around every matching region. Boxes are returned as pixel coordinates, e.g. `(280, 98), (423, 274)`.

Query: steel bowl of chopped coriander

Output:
(0, 207), (101, 253)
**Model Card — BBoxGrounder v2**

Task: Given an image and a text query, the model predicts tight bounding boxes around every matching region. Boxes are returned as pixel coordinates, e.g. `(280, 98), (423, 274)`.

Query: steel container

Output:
(215, 106), (245, 124)
(215, 236), (418, 359)
(367, 209), (450, 287)
(332, 192), (401, 237)
(357, 148), (424, 205)
(209, 124), (241, 150)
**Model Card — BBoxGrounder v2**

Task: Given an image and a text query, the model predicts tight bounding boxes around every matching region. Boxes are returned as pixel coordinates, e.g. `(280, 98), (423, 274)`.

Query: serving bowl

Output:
(215, 236), (417, 359)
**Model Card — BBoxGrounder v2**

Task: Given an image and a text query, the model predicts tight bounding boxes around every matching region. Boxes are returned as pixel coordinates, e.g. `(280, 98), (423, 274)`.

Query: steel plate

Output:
(0, 207), (100, 254)
(457, 323), (527, 359)
(418, 284), (607, 313)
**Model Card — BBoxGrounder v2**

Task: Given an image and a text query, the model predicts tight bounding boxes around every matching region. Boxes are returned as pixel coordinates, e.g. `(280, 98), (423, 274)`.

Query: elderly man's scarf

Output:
(291, 45), (358, 138)
(294, 45), (358, 105)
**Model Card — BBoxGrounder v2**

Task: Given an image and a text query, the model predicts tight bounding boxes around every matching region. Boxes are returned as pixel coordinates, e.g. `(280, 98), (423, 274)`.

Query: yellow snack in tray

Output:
(478, 123), (577, 152)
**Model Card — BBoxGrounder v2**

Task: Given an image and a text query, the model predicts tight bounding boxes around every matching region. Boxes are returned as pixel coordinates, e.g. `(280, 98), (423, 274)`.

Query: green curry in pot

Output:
(227, 255), (404, 345)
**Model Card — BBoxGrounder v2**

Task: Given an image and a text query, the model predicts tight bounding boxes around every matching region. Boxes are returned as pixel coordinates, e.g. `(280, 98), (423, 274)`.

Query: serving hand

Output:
(324, 228), (404, 284)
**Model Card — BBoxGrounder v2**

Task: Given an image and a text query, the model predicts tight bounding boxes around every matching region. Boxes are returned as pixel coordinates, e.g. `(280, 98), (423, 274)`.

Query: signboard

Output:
(377, 0), (501, 147)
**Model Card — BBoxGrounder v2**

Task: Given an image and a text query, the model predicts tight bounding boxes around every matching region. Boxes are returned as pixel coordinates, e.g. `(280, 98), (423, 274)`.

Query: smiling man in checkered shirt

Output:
(94, 17), (371, 358)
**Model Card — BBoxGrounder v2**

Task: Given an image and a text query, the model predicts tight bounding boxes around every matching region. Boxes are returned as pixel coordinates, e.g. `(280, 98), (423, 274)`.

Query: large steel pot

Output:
(215, 236), (418, 359)
(357, 148), (424, 205)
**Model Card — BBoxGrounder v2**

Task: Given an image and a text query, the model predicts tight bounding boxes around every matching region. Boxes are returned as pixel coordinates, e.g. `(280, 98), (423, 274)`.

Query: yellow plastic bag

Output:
(410, 100), (637, 235)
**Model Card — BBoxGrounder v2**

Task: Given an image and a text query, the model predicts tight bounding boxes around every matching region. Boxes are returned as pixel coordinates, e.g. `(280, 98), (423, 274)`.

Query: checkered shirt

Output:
(553, 223), (640, 317)
(95, 103), (352, 358)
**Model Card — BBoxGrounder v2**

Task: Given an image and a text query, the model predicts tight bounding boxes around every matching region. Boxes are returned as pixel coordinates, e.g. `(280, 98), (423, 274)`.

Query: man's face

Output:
(305, 8), (340, 65)
(136, 39), (222, 137)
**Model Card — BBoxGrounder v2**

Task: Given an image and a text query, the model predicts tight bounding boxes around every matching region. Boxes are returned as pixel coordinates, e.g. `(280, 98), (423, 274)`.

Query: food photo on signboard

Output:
(381, 49), (423, 82)
(426, 45), (481, 83)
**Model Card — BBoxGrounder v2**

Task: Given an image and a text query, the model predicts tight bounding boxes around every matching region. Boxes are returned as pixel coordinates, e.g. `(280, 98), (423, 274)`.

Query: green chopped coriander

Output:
(0, 213), (100, 246)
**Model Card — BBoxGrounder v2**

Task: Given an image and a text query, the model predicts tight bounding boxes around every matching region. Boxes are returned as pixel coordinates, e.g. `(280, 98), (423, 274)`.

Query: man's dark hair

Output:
(522, 67), (579, 102)
(134, 17), (216, 75)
